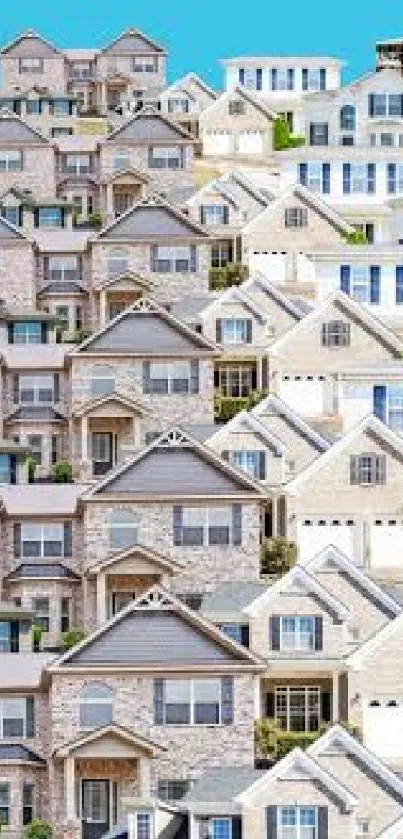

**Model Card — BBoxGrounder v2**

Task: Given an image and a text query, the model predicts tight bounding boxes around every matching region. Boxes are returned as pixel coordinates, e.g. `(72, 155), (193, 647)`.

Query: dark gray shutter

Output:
(53, 373), (60, 403)
(77, 256), (83, 282)
(350, 455), (359, 485)
(259, 451), (266, 480)
(190, 245), (197, 273)
(246, 320), (253, 343)
(173, 505), (183, 545)
(270, 616), (280, 650)
(223, 205), (229, 224)
(190, 360), (199, 394)
(221, 450), (230, 461)
(200, 207), (206, 225)
(10, 621), (19, 652)
(232, 817), (242, 839)
(321, 691), (331, 723)
(314, 616), (323, 650)
(40, 323), (47, 343)
(265, 692), (275, 717)
(26, 697), (35, 737)
(232, 504), (242, 546)
(266, 806), (277, 839)
(13, 523), (21, 558)
(318, 807), (328, 839)
(10, 456), (17, 485)
(150, 244), (157, 271)
(7, 324), (14, 344)
(221, 676), (234, 724)
(142, 361), (151, 394)
(153, 679), (165, 724)
(261, 357), (268, 389)
(376, 454), (386, 485)
(216, 319), (222, 342)
(63, 521), (73, 557)
(241, 625), (250, 648)
(43, 256), (49, 283)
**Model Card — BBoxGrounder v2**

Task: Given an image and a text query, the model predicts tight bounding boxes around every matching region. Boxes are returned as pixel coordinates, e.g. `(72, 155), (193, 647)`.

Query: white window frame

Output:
(21, 523), (64, 558)
(79, 683), (113, 729)
(305, 69), (321, 91)
(90, 365), (116, 397)
(0, 697), (28, 739)
(351, 266), (371, 303)
(279, 616), (316, 651)
(168, 97), (190, 114)
(19, 374), (54, 404)
(278, 806), (318, 839)
(48, 255), (78, 282)
(65, 154), (91, 174)
(0, 150), (22, 172)
(202, 205), (226, 225)
(33, 597), (50, 633)
(386, 386), (403, 432)
(350, 163), (368, 193)
(113, 151), (131, 171)
(306, 163), (322, 192)
(149, 146), (182, 168)
(13, 322), (42, 344)
(153, 245), (193, 272)
(163, 678), (222, 726)
(108, 511), (138, 551)
(0, 784), (10, 826)
(131, 812), (154, 839)
(149, 361), (191, 394)
(221, 318), (249, 345)
(231, 450), (259, 477)
(182, 506), (233, 546)
(106, 249), (130, 277)
(19, 57), (43, 72)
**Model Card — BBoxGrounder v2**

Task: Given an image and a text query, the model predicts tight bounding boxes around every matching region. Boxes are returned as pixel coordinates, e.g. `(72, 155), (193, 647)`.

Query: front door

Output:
(114, 192), (134, 217)
(92, 432), (114, 476)
(82, 780), (110, 839)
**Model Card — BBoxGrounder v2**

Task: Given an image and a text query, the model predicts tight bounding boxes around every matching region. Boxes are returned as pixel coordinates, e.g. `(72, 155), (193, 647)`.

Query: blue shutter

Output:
(373, 385), (386, 422)
(370, 266), (380, 303)
(239, 68), (245, 86)
(322, 163), (330, 194)
(367, 163), (376, 194)
(340, 265), (351, 294)
(190, 245), (197, 273)
(232, 504), (242, 546)
(271, 68), (277, 91)
(256, 68), (262, 90)
(388, 163), (396, 194)
(320, 68), (326, 90)
(287, 68), (294, 90)
(396, 266), (403, 303)
(190, 360), (199, 394)
(270, 616), (281, 650)
(298, 163), (307, 186)
(368, 93), (375, 117)
(302, 68), (308, 90)
(221, 676), (234, 724)
(343, 163), (351, 194)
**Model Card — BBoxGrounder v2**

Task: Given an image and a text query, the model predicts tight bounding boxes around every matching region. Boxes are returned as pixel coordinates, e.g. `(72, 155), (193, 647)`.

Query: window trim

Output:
(279, 616), (316, 651)
(161, 678), (223, 726)
(277, 805), (318, 839)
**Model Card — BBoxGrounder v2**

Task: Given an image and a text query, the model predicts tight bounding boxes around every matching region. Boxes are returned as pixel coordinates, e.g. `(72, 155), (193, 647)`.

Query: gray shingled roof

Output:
(171, 294), (217, 324)
(201, 582), (267, 622)
(6, 406), (67, 422)
(182, 423), (218, 442)
(39, 281), (88, 295)
(0, 744), (46, 764)
(5, 563), (81, 581)
(79, 311), (213, 354)
(182, 766), (264, 811)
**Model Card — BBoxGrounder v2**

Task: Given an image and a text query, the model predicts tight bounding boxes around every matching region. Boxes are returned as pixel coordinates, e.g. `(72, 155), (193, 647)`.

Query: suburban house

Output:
(0, 109), (55, 198)
(0, 214), (36, 311)
(0, 88), (79, 139)
(159, 73), (217, 138)
(199, 87), (276, 159)
(0, 187), (74, 236)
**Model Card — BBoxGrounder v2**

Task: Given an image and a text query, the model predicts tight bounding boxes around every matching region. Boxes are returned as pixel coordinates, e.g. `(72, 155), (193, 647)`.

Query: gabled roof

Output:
(72, 296), (218, 356)
(309, 724), (403, 800)
(235, 746), (358, 809)
(242, 183), (353, 236)
(287, 415), (403, 495)
(100, 29), (166, 56)
(1, 29), (61, 56)
(49, 584), (265, 671)
(244, 564), (350, 620)
(304, 545), (402, 617)
(242, 273), (306, 320)
(202, 86), (277, 121)
(0, 108), (50, 144)
(200, 285), (267, 323)
(251, 395), (330, 453)
(220, 170), (272, 205)
(269, 291), (403, 360)
(105, 106), (193, 143)
(163, 73), (217, 101)
(0, 212), (29, 241)
(87, 543), (184, 576)
(72, 391), (151, 419)
(101, 166), (150, 186)
(99, 271), (153, 291)
(347, 610), (403, 669)
(97, 192), (209, 241)
(53, 722), (166, 758)
(377, 815), (403, 839)
(182, 766), (265, 812)
(81, 426), (267, 500)
(207, 409), (286, 457)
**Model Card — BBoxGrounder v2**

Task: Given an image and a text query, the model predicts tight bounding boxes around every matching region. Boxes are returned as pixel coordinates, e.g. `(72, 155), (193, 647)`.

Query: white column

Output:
(133, 416), (140, 448)
(65, 756), (76, 821)
(272, 497), (278, 538)
(138, 757), (151, 798)
(100, 290), (107, 326)
(256, 356), (262, 391)
(332, 671), (340, 722)
(253, 675), (262, 719)
(106, 183), (114, 218)
(81, 415), (88, 463)
(96, 573), (107, 626)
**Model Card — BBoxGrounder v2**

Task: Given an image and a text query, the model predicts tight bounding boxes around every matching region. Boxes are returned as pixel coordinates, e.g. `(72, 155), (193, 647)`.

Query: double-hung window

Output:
(26, 99), (41, 115)
(352, 163), (367, 192)
(108, 510), (137, 551)
(0, 149), (22, 171)
(342, 265), (381, 304)
(132, 812), (153, 839)
(12, 322), (42, 344)
(0, 697), (34, 738)
(21, 523), (64, 558)
(33, 598), (50, 633)
(19, 57), (43, 73)
(321, 320), (350, 347)
(179, 506), (234, 546)
(298, 163), (330, 194)
(37, 207), (63, 228)
(148, 146), (182, 169)
(0, 785), (10, 826)
(279, 616), (316, 650)
(132, 56), (158, 72)
(220, 318), (251, 345)
(343, 163), (376, 194)
(229, 450), (264, 479)
(65, 154), (91, 174)
(350, 453), (386, 485)
(277, 806), (318, 838)
(156, 678), (225, 725)
(309, 122), (328, 146)
(107, 249), (129, 277)
(52, 99), (71, 116)
(113, 151), (131, 171)
(91, 365), (115, 397)
(0, 455), (13, 485)
(200, 205), (228, 225)
(27, 434), (42, 466)
(302, 68), (326, 91)
(228, 99), (245, 115)
(167, 98), (189, 113)
(340, 105), (356, 132)
(148, 361), (191, 394)
(79, 683), (113, 728)
(49, 256), (78, 283)
(369, 93), (403, 117)
(387, 386), (403, 433)
(285, 207), (308, 228)
(151, 245), (196, 273)
(387, 163), (403, 194)
(22, 783), (35, 825)
(19, 375), (54, 404)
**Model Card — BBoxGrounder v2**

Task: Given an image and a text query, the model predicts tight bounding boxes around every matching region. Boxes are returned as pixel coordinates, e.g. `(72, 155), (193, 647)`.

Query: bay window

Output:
(173, 504), (241, 547)
(154, 678), (233, 725)
(148, 146), (183, 169)
(0, 150), (22, 171)
(278, 806), (318, 839)
(151, 245), (196, 272)
(0, 696), (34, 738)
(21, 523), (65, 557)
(19, 375), (54, 404)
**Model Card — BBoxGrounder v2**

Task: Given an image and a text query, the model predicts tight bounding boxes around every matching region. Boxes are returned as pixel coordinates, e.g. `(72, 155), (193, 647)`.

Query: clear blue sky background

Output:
(2, 0), (403, 88)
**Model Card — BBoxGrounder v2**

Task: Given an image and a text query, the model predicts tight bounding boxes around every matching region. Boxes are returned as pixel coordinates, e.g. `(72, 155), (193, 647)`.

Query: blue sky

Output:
(2, 0), (403, 88)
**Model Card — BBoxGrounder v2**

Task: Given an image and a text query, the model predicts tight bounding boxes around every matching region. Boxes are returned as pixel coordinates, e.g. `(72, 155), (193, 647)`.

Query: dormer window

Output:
(229, 100), (245, 116)
(350, 454), (386, 486)
(285, 207), (308, 228)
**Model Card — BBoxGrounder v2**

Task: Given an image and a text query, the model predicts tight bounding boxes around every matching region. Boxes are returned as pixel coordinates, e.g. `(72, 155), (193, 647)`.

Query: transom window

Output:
(91, 365), (116, 397)
(178, 506), (235, 546)
(276, 687), (321, 732)
(221, 319), (251, 345)
(0, 785), (10, 826)
(108, 510), (137, 550)
(321, 321), (350, 347)
(107, 248), (129, 277)
(0, 697), (33, 738)
(151, 245), (196, 273)
(350, 453), (386, 485)
(12, 322), (42, 344)
(280, 616), (316, 650)
(158, 679), (222, 725)
(79, 682), (113, 728)
(285, 207), (308, 228)
(0, 150), (22, 172)
(19, 375), (54, 404)
(278, 806), (317, 839)
(148, 146), (182, 169)
(21, 523), (64, 558)
(147, 361), (192, 394)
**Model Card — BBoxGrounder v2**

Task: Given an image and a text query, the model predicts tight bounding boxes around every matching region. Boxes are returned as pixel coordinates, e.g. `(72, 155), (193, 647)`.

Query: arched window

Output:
(91, 364), (115, 397)
(108, 509), (138, 551)
(79, 682), (113, 728)
(107, 248), (129, 278)
(340, 105), (356, 132)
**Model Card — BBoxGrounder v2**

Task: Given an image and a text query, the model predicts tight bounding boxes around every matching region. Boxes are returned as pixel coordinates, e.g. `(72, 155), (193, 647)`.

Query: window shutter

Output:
(190, 245), (197, 273)
(261, 357), (268, 389)
(266, 806), (277, 839)
(53, 373), (60, 403)
(150, 244), (157, 272)
(142, 361), (151, 394)
(350, 455), (359, 485)
(265, 692), (275, 717)
(13, 374), (19, 404)
(190, 360), (199, 394)
(246, 320), (253, 343)
(342, 163), (351, 194)
(314, 616), (323, 650)
(271, 68), (277, 91)
(370, 266), (380, 303)
(200, 207), (206, 225)
(232, 817), (242, 839)
(367, 163), (376, 194)
(368, 93), (375, 117)
(216, 319), (222, 343)
(223, 205), (229, 224)
(340, 265), (350, 294)
(43, 256), (49, 282)
(221, 676), (234, 724)
(376, 454), (386, 485)
(77, 255), (83, 282)
(221, 450), (229, 461)
(321, 691), (332, 723)
(63, 521), (73, 557)
(256, 68), (262, 91)
(239, 68), (245, 86)
(321, 323), (329, 346)
(388, 163), (396, 194)
(10, 456), (17, 485)
(320, 68), (326, 90)
(322, 163), (330, 194)
(13, 523), (21, 558)
(232, 504), (242, 546)
(298, 163), (307, 186)
(287, 68), (294, 90)
(270, 616), (280, 650)
(259, 451), (266, 480)
(10, 620), (19, 653)
(302, 68), (308, 90)
(241, 625), (250, 648)
(40, 323), (47, 344)
(8, 324), (14, 344)
(153, 679), (165, 724)
(396, 266), (403, 303)
(18, 206), (23, 227)
(26, 697), (35, 737)
(173, 505), (183, 545)
(33, 208), (40, 228)
(317, 807), (328, 839)
(373, 385), (386, 422)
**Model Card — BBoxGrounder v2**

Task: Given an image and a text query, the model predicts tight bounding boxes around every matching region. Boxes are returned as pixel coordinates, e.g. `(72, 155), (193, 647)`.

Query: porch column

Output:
(332, 671), (340, 722)
(96, 572), (107, 626)
(82, 575), (89, 633)
(106, 183), (114, 219)
(81, 415), (89, 463)
(133, 416), (140, 448)
(138, 757), (151, 798)
(100, 290), (107, 326)
(65, 756), (76, 821)
(253, 676), (263, 719)
(256, 356), (262, 391)
(272, 497), (278, 538)
(100, 82), (107, 115)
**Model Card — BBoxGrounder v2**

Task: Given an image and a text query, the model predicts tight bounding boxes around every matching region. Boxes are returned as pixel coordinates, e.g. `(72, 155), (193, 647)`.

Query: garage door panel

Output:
(279, 378), (325, 416)
(370, 523), (403, 570)
(297, 520), (357, 563)
(237, 131), (263, 155)
(364, 704), (403, 760)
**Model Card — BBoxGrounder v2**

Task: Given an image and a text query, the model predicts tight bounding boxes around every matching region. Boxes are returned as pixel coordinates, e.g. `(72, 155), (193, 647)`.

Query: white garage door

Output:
(237, 131), (264, 155)
(279, 376), (326, 416)
(364, 700), (403, 760)
(370, 521), (403, 571)
(203, 131), (233, 156)
(297, 518), (357, 563)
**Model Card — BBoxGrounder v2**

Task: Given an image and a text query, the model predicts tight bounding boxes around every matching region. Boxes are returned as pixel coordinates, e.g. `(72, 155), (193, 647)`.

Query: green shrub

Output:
(60, 628), (86, 651)
(23, 820), (52, 839)
(214, 391), (267, 422)
(209, 263), (248, 291)
(25, 457), (37, 484)
(261, 538), (297, 576)
(274, 118), (305, 151)
(255, 719), (362, 761)
(88, 212), (103, 228)
(50, 461), (73, 484)
(31, 625), (42, 653)
(341, 229), (367, 245)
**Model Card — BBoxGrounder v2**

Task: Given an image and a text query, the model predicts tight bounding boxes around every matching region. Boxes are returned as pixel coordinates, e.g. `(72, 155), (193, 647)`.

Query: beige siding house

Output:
(200, 87), (276, 159)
